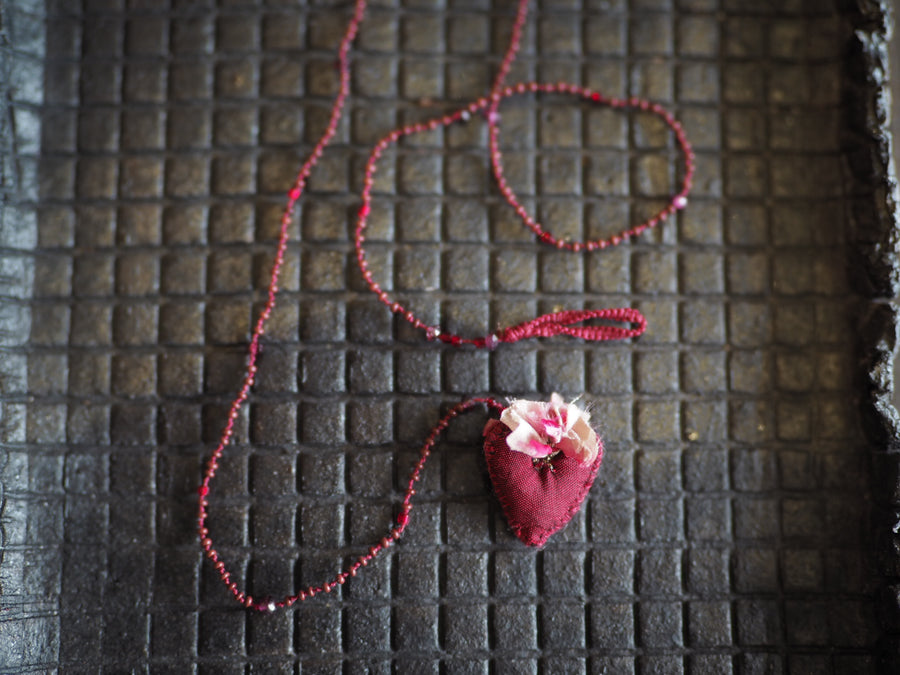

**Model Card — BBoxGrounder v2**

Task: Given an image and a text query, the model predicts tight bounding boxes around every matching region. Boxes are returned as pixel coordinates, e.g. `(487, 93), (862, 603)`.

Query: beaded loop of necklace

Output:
(356, 81), (693, 348)
(197, 0), (694, 612)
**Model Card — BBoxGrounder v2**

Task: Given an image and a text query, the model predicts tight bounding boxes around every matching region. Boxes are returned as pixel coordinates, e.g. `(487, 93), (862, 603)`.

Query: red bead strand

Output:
(354, 80), (693, 346)
(203, 398), (503, 612)
(352, 0), (694, 346)
(199, 0), (693, 611)
(197, 0), (369, 613)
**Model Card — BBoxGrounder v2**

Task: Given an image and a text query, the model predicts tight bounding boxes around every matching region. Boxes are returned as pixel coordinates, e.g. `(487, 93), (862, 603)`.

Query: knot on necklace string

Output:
(486, 307), (647, 346)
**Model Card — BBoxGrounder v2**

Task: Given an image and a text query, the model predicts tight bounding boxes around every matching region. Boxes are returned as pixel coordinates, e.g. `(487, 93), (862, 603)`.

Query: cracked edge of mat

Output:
(848, 0), (900, 666)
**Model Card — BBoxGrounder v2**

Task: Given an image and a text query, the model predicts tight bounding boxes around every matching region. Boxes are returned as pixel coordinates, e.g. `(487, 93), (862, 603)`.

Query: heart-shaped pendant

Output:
(483, 397), (604, 547)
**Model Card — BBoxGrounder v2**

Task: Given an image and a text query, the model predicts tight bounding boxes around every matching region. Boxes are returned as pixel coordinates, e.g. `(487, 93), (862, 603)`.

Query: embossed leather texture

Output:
(2, 0), (899, 672)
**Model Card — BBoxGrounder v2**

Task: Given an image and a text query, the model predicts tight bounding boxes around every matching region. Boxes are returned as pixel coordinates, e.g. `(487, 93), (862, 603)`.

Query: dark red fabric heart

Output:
(483, 418), (603, 547)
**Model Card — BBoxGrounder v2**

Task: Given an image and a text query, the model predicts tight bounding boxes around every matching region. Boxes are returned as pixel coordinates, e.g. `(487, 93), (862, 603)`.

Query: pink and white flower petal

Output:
(506, 421), (554, 457)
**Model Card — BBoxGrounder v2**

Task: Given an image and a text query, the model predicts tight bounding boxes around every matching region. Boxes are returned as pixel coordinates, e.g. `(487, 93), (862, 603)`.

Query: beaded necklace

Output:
(198, 0), (694, 612)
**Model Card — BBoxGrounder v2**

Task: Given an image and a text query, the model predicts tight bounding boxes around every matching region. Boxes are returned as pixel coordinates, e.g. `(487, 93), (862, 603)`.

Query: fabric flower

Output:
(497, 393), (599, 466)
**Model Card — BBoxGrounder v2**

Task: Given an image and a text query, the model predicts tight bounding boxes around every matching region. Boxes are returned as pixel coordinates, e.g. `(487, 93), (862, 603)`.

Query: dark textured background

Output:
(2, 0), (899, 672)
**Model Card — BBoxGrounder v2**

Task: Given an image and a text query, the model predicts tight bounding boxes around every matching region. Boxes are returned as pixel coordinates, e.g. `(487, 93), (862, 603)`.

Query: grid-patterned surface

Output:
(2, 0), (893, 672)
